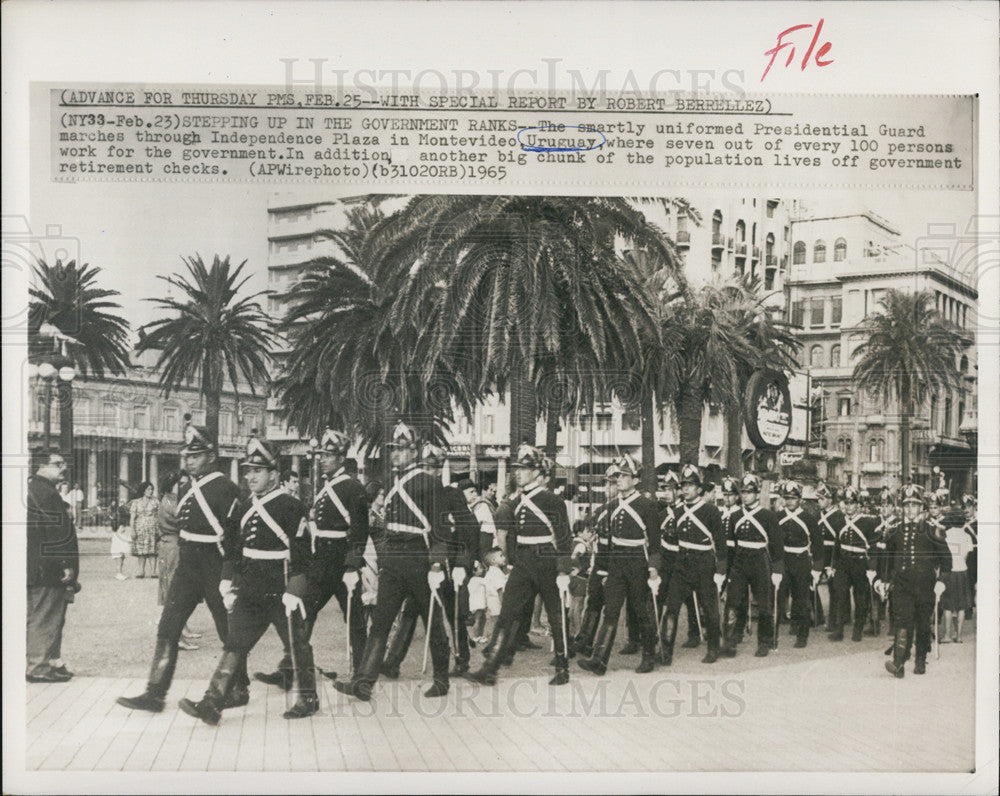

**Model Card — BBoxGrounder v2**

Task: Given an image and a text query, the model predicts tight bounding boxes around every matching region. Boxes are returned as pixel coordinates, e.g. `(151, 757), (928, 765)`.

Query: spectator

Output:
(157, 471), (200, 649)
(129, 481), (159, 578)
(27, 449), (80, 683)
(69, 482), (85, 526)
(483, 480), (498, 512)
(941, 518), (974, 644)
(280, 469), (300, 500)
(58, 480), (71, 510)
(459, 478), (498, 553)
(480, 548), (508, 643)
(109, 497), (131, 580)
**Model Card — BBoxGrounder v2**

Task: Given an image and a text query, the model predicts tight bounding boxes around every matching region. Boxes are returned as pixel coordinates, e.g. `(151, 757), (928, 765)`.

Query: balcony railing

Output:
(711, 232), (725, 250)
(766, 255), (778, 267)
(735, 242), (747, 256)
(752, 246), (761, 260)
(675, 230), (690, 246)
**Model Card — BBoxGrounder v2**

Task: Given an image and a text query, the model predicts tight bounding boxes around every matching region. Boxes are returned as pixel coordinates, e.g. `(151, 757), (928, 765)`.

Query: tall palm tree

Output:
(29, 258), (131, 455)
(367, 195), (672, 458)
(851, 289), (966, 484)
(278, 204), (479, 452)
(137, 254), (275, 443)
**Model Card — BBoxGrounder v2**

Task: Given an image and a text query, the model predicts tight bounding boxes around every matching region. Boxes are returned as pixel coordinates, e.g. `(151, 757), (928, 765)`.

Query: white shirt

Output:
(944, 526), (973, 572)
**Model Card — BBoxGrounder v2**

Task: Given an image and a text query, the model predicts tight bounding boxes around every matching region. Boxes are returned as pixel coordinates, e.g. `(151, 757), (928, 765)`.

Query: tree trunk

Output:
(725, 403), (744, 476)
(58, 380), (74, 459)
(203, 363), (221, 445)
(508, 363), (537, 455)
(544, 402), (559, 462)
(677, 381), (703, 467)
(899, 412), (911, 485)
(640, 384), (657, 494)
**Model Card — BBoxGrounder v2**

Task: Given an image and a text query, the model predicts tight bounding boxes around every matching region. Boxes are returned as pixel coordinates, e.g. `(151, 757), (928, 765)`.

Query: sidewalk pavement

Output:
(25, 634), (974, 772)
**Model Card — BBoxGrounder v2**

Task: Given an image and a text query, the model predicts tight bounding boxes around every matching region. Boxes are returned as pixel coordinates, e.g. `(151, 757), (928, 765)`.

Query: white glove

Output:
(219, 579), (233, 600)
(282, 592), (307, 618)
(865, 569), (877, 584)
(811, 570), (822, 588)
(452, 566), (467, 588)
(933, 580), (946, 598)
(223, 589), (237, 612)
(342, 570), (360, 591)
(771, 572), (782, 587)
(825, 567), (835, 579)
(714, 573), (727, 590)
(647, 572), (661, 591)
(428, 568), (445, 591)
(556, 573), (571, 595)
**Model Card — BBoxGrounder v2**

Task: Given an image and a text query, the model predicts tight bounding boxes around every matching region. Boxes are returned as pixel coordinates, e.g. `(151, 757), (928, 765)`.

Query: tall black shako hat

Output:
(240, 431), (279, 470)
(181, 413), (216, 455)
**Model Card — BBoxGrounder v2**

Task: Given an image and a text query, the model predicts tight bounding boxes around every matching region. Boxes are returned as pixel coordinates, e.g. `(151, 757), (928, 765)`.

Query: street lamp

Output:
(307, 436), (320, 503)
(29, 330), (77, 452)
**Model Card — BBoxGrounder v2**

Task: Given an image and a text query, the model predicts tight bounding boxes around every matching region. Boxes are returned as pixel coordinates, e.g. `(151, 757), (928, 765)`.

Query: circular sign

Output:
(744, 370), (792, 449)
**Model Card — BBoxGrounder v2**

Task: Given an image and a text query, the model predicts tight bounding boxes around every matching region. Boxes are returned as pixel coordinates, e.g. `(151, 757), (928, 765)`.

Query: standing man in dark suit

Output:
(26, 449), (80, 683)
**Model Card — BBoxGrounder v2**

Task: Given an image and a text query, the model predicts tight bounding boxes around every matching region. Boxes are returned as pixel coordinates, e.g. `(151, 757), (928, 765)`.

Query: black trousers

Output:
(157, 545), (229, 644)
(656, 554), (700, 639)
(494, 545), (567, 656)
(727, 550), (774, 646)
(784, 553), (813, 625)
(582, 570), (644, 644)
(603, 553), (657, 655)
(833, 553), (870, 632)
(305, 539), (367, 664)
(665, 550), (721, 648)
(397, 576), (470, 665)
(890, 569), (936, 659)
(366, 539), (451, 681)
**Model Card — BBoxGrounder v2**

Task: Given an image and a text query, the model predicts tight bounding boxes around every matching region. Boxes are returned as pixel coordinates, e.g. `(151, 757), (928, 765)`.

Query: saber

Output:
(284, 559), (302, 700)
(868, 582), (880, 635)
(453, 582), (461, 661)
(431, 588), (456, 651)
(422, 593), (434, 674)
(345, 585), (354, 675)
(934, 592), (941, 660)
(648, 580), (664, 663)
(772, 585), (780, 651)
(691, 592), (705, 641)
(559, 586), (570, 660)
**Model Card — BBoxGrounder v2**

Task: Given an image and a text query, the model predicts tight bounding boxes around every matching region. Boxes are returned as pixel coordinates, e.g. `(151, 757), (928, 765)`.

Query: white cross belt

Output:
(313, 529), (348, 539)
(386, 522), (426, 535)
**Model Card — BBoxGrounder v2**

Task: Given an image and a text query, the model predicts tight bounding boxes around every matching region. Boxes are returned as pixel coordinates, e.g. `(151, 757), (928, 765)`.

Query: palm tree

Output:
(29, 258), (131, 454)
(278, 204), (479, 452)
(136, 254), (275, 443)
(366, 195), (672, 458)
(851, 289), (966, 484)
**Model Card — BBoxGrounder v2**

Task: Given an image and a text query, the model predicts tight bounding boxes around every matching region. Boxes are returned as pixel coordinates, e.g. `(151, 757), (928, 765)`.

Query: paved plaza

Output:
(24, 626), (975, 773)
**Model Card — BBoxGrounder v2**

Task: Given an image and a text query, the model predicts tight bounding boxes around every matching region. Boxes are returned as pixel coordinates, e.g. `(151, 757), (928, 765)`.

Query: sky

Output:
(28, 180), (977, 340)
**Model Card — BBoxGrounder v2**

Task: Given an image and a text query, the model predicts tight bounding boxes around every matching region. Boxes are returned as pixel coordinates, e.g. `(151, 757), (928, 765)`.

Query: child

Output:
(482, 547), (508, 643)
(109, 499), (130, 580)
(467, 560), (488, 642)
(569, 524), (596, 634)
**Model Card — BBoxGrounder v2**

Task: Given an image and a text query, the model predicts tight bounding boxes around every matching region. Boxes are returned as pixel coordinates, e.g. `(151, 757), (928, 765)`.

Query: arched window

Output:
(793, 241), (806, 265)
(944, 397), (953, 436)
(869, 438), (884, 462)
(735, 219), (746, 242)
(887, 430), (897, 458)
(810, 345), (824, 368)
(844, 438), (852, 459)
(834, 238), (847, 261)
(830, 344), (841, 367)
(960, 354), (968, 373)
(814, 239), (827, 263)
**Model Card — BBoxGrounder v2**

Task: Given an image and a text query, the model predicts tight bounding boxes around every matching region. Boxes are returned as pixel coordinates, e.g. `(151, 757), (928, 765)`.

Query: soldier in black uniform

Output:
(379, 443), (480, 678)
(659, 465), (727, 665)
(829, 487), (878, 642)
(815, 482), (843, 631)
(118, 421), (241, 713)
(334, 422), (452, 701)
(872, 490), (899, 633)
(579, 455), (661, 675)
(574, 464), (617, 658)
(876, 485), (951, 677)
(776, 481), (823, 648)
(719, 477), (751, 643)
(179, 436), (317, 724)
(721, 474), (783, 658)
(467, 444), (573, 686)
(255, 428), (369, 688)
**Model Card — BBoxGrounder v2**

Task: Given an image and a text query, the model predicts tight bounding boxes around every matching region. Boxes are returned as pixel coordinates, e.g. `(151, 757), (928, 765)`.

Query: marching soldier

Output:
(179, 436), (317, 725)
(872, 490), (900, 632)
(578, 454), (661, 675)
(829, 487), (878, 642)
(719, 477), (751, 643)
(657, 471), (702, 651)
(876, 485), (951, 677)
(118, 419), (241, 713)
(721, 474), (783, 658)
(379, 443), (479, 678)
(574, 465), (617, 658)
(467, 444), (573, 686)
(776, 481), (823, 648)
(334, 422), (452, 701)
(255, 428), (368, 688)
(659, 464), (727, 665)
(815, 482), (843, 631)
(926, 490), (950, 538)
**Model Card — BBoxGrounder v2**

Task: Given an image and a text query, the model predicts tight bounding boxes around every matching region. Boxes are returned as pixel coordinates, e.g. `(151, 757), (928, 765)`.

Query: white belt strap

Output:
(840, 544), (867, 554)
(518, 492), (556, 548)
(317, 474), (352, 526)
(612, 536), (646, 547)
(242, 547), (290, 560)
(387, 468), (431, 545)
(780, 510), (810, 538)
(517, 535), (553, 545)
(784, 544), (809, 554)
(737, 540), (767, 549)
(737, 508), (769, 547)
(661, 539), (680, 552)
(312, 529), (348, 539)
(180, 472), (228, 555)
(819, 510), (839, 541)
(241, 490), (289, 548)
(679, 540), (714, 551)
(386, 522), (427, 536)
